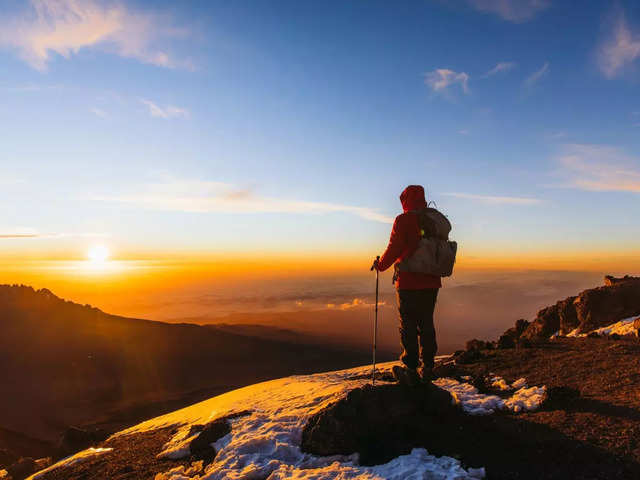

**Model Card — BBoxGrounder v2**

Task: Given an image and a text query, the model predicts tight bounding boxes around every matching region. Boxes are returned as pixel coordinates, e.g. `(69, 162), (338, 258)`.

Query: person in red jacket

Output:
(374, 185), (441, 385)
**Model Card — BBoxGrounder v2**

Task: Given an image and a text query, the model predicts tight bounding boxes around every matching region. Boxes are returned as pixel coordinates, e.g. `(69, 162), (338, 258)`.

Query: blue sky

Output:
(1, 0), (640, 265)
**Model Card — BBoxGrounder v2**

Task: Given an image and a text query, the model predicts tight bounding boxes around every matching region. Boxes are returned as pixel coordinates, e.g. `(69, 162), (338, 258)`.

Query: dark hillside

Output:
(0, 285), (373, 460)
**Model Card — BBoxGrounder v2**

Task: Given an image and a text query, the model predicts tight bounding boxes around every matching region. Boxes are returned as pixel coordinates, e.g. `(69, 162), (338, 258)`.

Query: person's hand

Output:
(370, 256), (380, 271)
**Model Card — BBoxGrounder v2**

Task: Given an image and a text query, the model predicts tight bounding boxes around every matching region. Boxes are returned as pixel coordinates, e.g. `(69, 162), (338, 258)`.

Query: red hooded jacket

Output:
(377, 185), (442, 290)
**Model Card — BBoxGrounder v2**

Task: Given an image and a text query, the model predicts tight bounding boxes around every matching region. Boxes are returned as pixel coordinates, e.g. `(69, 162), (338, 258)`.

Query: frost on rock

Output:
(591, 317), (639, 337)
(116, 362), (485, 480)
(26, 448), (113, 480)
(434, 378), (546, 416)
(567, 316), (639, 338)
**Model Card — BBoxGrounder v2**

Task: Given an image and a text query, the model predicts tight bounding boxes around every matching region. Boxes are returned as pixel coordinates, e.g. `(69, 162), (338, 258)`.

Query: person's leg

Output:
(416, 288), (439, 377)
(397, 289), (420, 370)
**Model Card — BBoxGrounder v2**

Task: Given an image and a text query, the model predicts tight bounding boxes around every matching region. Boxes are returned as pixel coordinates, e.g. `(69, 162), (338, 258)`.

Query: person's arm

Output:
(377, 215), (407, 272)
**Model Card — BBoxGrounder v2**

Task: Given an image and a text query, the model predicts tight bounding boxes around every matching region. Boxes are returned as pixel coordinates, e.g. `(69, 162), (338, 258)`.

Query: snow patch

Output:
(26, 448), (113, 480)
(434, 378), (546, 415)
(511, 378), (527, 390)
(591, 317), (639, 337)
(116, 362), (484, 479)
(567, 316), (639, 338)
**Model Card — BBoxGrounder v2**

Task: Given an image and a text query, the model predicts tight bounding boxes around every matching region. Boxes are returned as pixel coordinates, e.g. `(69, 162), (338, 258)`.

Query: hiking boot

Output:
(418, 367), (434, 384)
(392, 365), (420, 387)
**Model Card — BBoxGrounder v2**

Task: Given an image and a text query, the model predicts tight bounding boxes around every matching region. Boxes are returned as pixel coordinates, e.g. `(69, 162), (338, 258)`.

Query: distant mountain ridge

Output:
(0, 285), (371, 461)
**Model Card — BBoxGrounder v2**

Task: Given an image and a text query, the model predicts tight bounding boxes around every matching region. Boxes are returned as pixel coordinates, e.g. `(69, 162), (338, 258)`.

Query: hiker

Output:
(373, 185), (455, 385)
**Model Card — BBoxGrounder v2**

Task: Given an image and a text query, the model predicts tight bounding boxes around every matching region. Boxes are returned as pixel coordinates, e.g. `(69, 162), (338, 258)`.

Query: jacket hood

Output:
(400, 185), (427, 212)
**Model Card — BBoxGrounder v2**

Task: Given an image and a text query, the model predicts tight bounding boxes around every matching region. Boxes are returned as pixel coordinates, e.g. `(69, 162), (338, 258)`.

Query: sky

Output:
(1, 0), (640, 327)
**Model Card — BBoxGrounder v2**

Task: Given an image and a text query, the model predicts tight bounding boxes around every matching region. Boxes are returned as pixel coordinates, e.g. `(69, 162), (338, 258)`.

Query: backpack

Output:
(396, 207), (458, 278)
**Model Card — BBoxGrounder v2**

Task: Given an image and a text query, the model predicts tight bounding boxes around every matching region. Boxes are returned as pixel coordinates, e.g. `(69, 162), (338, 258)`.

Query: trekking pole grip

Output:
(370, 255), (380, 272)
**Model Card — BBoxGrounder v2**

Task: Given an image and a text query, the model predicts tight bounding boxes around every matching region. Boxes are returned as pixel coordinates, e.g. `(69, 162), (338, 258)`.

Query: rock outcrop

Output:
(519, 275), (640, 342)
(301, 383), (457, 465)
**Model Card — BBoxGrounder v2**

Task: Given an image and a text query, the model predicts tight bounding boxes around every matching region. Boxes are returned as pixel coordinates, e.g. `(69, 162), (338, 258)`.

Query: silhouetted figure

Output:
(374, 185), (455, 386)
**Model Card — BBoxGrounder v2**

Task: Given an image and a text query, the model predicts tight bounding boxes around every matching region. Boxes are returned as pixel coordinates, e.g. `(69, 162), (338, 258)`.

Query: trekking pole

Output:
(370, 256), (380, 385)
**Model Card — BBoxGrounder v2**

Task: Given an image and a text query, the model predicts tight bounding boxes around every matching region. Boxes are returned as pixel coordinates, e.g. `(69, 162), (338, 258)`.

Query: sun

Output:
(87, 245), (110, 264)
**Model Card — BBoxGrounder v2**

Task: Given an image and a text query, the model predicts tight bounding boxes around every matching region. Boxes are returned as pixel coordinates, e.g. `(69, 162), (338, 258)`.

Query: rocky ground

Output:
(8, 335), (639, 480)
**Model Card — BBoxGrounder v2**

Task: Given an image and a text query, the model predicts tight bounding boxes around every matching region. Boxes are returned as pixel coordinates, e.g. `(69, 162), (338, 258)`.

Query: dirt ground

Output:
(32, 337), (640, 480)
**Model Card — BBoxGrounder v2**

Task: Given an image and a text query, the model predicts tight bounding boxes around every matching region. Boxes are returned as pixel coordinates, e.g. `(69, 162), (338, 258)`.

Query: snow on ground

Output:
(113, 362), (485, 480)
(566, 316), (639, 338)
(27, 361), (544, 479)
(25, 448), (113, 480)
(433, 377), (545, 415)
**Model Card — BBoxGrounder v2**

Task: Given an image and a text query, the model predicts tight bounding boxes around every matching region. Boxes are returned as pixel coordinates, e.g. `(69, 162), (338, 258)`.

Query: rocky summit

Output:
(502, 275), (640, 344)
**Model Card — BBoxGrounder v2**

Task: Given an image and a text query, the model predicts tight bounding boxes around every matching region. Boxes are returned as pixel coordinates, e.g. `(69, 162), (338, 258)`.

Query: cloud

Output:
(466, 0), (551, 22)
(0, 0), (188, 71)
(481, 61), (517, 78)
(443, 192), (542, 205)
(140, 99), (189, 119)
(92, 178), (395, 223)
(556, 144), (640, 193)
(458, 129), (470, 135)
(0, 227), (106, 239)
(424, 69), (470, 94)
(597, 11), (640, 78)
(90, 107), (108, 118)
(524, 61), (549, 88)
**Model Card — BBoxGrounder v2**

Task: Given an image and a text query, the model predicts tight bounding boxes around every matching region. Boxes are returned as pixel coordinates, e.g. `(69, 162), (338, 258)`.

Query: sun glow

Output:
(87, 245), (110, 264)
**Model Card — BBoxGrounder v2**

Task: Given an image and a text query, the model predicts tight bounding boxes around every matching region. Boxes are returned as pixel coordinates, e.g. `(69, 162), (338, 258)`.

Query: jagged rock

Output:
(517, 338), (532, 349)
(520, 275), (640, 341)
(7, 457), (36, 480)
(465, 339), (488, 351)
(301, 383), (457, 465)
(188, 419), (230, 465)
(634, 318), (640, 332)
(58, 427), (108, 456)
(604, 275), (636, 286)
(497, 333), (516, 349)
(454, 348), (484, 363)
(498, 319), (531, 349)
(574, 277), (640, 332)
(186, 410), (251, 465)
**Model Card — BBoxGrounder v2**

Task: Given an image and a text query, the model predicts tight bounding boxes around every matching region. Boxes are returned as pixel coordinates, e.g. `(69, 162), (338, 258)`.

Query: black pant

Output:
(397, 288), (439, 371)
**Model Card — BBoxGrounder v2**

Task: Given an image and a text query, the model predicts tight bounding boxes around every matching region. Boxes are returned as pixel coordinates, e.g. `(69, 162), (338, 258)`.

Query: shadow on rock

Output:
(301, 383), (640, 479)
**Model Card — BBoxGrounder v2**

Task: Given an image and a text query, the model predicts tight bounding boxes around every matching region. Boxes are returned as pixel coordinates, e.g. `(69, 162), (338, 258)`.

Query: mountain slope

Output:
(20, 334), (640, 480)
(0, 285), (374, 458)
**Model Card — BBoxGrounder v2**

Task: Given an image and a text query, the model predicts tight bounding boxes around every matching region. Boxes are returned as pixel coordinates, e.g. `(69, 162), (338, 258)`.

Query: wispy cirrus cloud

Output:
(556, 144), (640, 193)
(140, 99), (189, 119)
(424, 69), (470, 94)
(92, 178), (394, 223)
(524, 61), (549, 88)
(466, 0), (550, 22)
(0, 227), (107, 239)
(444, 192), (542, 205)
(597, 11), (640, 79)
(481, 61), (517, 78)
(0, 0), (190, 71)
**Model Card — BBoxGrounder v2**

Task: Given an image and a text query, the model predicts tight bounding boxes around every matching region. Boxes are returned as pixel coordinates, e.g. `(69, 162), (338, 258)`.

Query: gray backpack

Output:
(396, 207), (457, 278)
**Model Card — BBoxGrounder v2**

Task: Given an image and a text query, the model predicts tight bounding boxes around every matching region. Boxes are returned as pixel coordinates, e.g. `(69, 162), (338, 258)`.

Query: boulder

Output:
(497, 319), (530, 349)
(187, 419), (230, 465)
(301, 383), (457, 465)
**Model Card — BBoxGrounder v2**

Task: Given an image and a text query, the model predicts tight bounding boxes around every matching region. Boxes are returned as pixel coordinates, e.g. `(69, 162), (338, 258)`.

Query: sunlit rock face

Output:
(519, 275), (640, 341)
